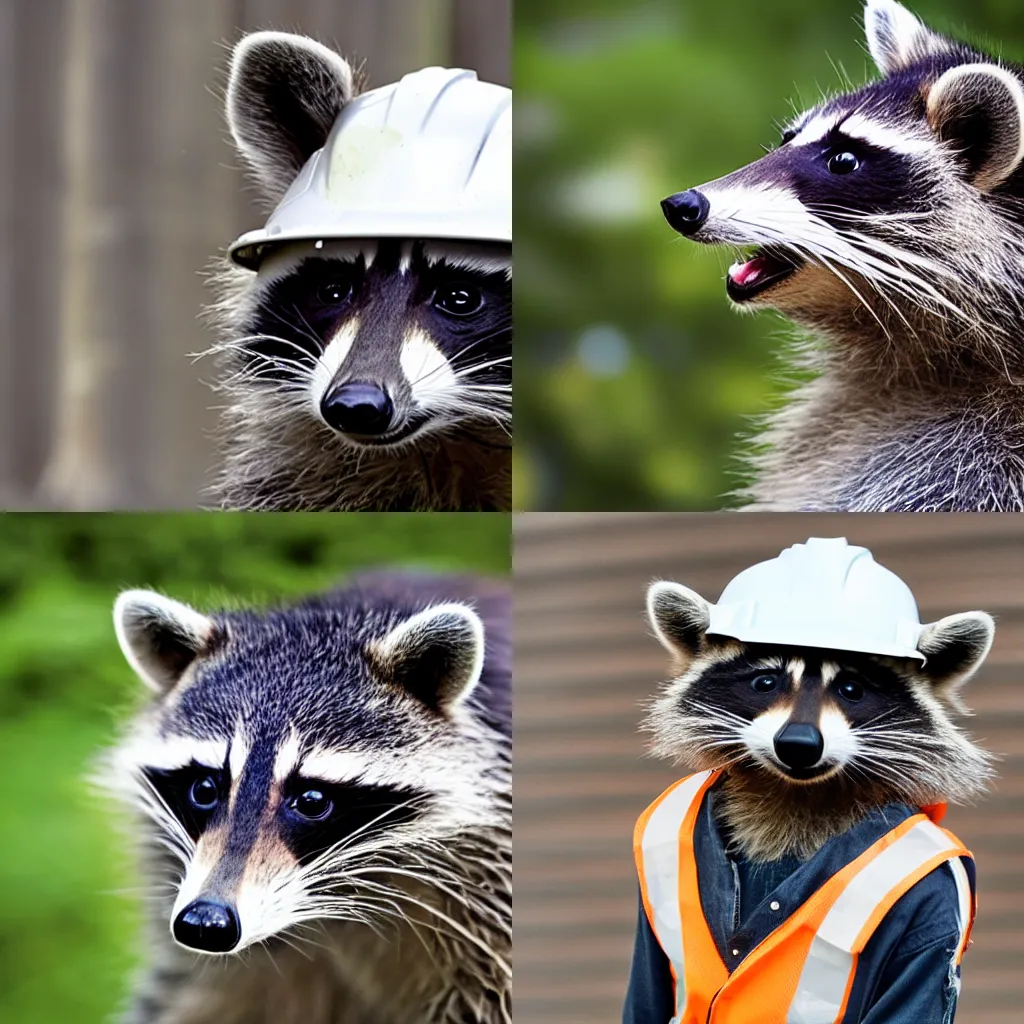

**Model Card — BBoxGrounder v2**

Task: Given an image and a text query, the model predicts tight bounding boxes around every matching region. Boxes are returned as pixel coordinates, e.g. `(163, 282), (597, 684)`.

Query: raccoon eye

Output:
(751, 674), (778, 694)
(434, 284), (484, 317)
(291, 789), (334, 821)
(827, 151), (860, 175)
(838, 680), (865, 702)
(315, 281), (352, 305)
(189, 775), (220, 812)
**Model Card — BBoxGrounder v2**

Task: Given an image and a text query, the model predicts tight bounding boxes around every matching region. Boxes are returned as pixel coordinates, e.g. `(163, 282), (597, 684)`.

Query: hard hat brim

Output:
(228, 221), (512, 271)
(705, 623), (926, 662)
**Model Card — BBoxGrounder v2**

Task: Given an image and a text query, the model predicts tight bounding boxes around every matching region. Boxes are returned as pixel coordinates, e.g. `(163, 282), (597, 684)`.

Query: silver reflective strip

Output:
(789, 819), (959, 1024)
(947, 857), (972, 961)
(639, 770), (713, 1024)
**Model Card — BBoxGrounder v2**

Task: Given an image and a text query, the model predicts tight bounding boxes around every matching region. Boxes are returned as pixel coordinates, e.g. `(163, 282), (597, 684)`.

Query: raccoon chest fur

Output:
(747, 374), (1024, 511)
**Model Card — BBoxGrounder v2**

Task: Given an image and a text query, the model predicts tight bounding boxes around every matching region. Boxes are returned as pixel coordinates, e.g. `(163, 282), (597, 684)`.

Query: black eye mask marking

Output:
(144, 762), (229, 841)
(279, 777), (429, 865)
(243, 257), (366, 381)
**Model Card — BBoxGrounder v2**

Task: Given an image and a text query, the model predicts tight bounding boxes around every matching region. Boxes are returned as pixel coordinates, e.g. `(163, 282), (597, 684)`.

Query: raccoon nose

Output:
(773, 723), (824, 770)
(661, 189), (710, 236)
(173, 900), (240, 953)
(320, 381), (394, 436)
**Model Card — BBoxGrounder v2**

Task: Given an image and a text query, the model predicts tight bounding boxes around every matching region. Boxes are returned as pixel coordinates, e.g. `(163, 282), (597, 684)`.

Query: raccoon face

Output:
(216, 33), (512, 453)
(107, 589), (499, 956)
(662, 0), (1024, 340)
(644, 580), (994, 802)
(234, 238), (511, 449)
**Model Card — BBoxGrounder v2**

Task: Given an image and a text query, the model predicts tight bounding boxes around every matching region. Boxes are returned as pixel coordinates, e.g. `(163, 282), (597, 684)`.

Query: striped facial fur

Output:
(217, 238), (510, 451)
(205, 32), (512, 512)
(100, 575), (511, 1024)
(644, 581), (994, 859)
(662, 0), (1024, 375)
(209, 238), (511, 511)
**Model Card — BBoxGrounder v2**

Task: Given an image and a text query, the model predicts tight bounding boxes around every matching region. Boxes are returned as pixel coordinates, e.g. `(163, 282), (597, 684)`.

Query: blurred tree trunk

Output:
(39, 0), (133, 507)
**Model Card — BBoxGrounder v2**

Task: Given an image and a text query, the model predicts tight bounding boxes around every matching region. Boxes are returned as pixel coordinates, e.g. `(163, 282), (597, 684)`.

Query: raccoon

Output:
(644, 580), (994, 859)
(205, 33), (511, 511)
(662, 0), (1024, 511)
(99, 574), (511, 1024)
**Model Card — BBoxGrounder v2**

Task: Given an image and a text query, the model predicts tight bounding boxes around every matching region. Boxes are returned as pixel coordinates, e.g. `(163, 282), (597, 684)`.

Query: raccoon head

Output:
(106, 587), (501, 956)
(214, 33), (511, 453)
(644, 580), (995, 806)
(662, 0), (1024, 365)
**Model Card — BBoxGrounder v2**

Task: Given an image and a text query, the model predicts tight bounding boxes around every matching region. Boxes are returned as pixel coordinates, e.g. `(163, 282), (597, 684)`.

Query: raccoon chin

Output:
(758, 760), (845, 785)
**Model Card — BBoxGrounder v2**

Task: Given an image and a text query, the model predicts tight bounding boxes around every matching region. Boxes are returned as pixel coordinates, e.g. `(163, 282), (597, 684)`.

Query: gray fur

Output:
(101, 574), (511, 1024)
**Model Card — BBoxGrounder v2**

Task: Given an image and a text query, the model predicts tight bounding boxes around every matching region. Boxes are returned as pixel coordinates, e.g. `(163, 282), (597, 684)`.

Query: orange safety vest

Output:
(633, 770), (975, 1024)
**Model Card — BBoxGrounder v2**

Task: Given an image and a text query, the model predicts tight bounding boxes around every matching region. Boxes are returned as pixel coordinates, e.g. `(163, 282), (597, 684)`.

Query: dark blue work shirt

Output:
(624, 785), (972, 1024)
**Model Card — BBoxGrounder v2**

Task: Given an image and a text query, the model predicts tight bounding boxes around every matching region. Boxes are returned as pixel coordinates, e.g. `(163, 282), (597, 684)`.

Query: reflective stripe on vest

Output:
(634, 771), (976, 1024)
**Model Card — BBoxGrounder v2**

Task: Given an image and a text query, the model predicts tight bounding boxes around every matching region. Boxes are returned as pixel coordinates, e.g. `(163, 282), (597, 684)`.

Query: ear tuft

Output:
(646, 581), (711, 662)
(114, 590), (222, 695)
(927, 63), (1024, 190)
(916, 610), (994, 698)
(226, 31), (355, 208)
(865, 0), (952, 77)
(372, 603), (485, 714)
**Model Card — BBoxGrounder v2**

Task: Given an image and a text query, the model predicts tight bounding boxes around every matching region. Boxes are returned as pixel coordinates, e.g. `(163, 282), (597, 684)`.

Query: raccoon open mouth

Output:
(726, 248), (801, 301)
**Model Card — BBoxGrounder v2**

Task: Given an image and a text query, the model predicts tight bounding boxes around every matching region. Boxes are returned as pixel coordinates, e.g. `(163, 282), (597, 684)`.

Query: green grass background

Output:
(0, 513), (510, 1024)
(514, 0), (1024, 510)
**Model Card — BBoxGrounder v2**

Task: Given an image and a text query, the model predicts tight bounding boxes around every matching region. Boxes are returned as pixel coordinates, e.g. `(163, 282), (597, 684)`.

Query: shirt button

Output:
(731, 949), (740, 957)
(770, 901), (781, 911)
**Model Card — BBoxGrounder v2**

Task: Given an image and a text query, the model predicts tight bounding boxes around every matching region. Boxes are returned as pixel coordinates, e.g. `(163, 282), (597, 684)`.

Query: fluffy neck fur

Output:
(211, 406), (511, 512)
(715, 768), (915, 862)
(742, 352), (1024, 511)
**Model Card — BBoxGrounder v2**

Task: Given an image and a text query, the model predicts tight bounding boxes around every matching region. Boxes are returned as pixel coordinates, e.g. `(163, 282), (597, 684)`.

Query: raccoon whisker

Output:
(352, 880), (512, 978)
(264, 306), (324, 352)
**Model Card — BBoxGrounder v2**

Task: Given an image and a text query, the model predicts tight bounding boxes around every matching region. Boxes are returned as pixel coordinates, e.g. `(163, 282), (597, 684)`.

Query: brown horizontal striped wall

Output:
(514, 513), (1024, 1024)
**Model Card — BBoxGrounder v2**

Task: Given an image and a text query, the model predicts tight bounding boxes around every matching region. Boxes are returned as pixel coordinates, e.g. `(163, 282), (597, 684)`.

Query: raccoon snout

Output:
(320, 380), (394, 436)
(173, 899), (241, 954)
(772, 722), (824, 770)
(661, 189), (709, 236)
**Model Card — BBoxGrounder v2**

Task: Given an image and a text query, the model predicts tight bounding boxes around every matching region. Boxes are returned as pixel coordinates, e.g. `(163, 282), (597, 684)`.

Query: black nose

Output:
(173, 900), (240, 953)
(320, 380), (394, 435)
(661, 189), (710, 236)
(773, 723), (824, 770)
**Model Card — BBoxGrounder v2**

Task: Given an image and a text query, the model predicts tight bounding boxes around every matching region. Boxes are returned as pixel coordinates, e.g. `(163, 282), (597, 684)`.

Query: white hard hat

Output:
(229, 66), (511, 270)
(706, 537), (926, 661)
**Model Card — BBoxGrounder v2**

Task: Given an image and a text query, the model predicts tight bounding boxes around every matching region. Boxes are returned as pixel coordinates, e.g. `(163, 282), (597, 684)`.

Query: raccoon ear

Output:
(114, 590), (222, 695)
(916, 611), (995, 695)
(372, 604), (486, 714)
(926, 64), (1024, 190)
(226, 31), (355, 208)
(646, 581), (711, 661)
(864, 0), (953, 77)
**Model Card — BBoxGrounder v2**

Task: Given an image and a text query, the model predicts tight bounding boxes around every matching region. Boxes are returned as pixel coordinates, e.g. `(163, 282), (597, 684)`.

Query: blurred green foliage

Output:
(514, 0), (1024, 509)
(0, 513), (509, 1024)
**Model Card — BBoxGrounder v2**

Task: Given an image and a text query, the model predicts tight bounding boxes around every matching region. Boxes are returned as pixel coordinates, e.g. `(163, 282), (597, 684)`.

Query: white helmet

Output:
(228, 66), (511, 270)
(706, 537), (926, 661)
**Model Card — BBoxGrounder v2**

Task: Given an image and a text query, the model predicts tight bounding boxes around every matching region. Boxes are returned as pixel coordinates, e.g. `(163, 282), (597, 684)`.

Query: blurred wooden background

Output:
(0, 0), (510, 509)
(515, 513), (1024, 1024)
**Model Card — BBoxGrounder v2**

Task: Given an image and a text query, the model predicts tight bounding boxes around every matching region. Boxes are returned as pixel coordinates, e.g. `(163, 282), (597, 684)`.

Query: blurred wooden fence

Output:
(0, 0), (510, 509)
(515, 513), (1024, 1024)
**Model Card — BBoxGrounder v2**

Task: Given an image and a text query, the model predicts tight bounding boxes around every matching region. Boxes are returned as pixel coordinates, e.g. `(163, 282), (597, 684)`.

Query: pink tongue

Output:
(730, 256), (768, 287)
